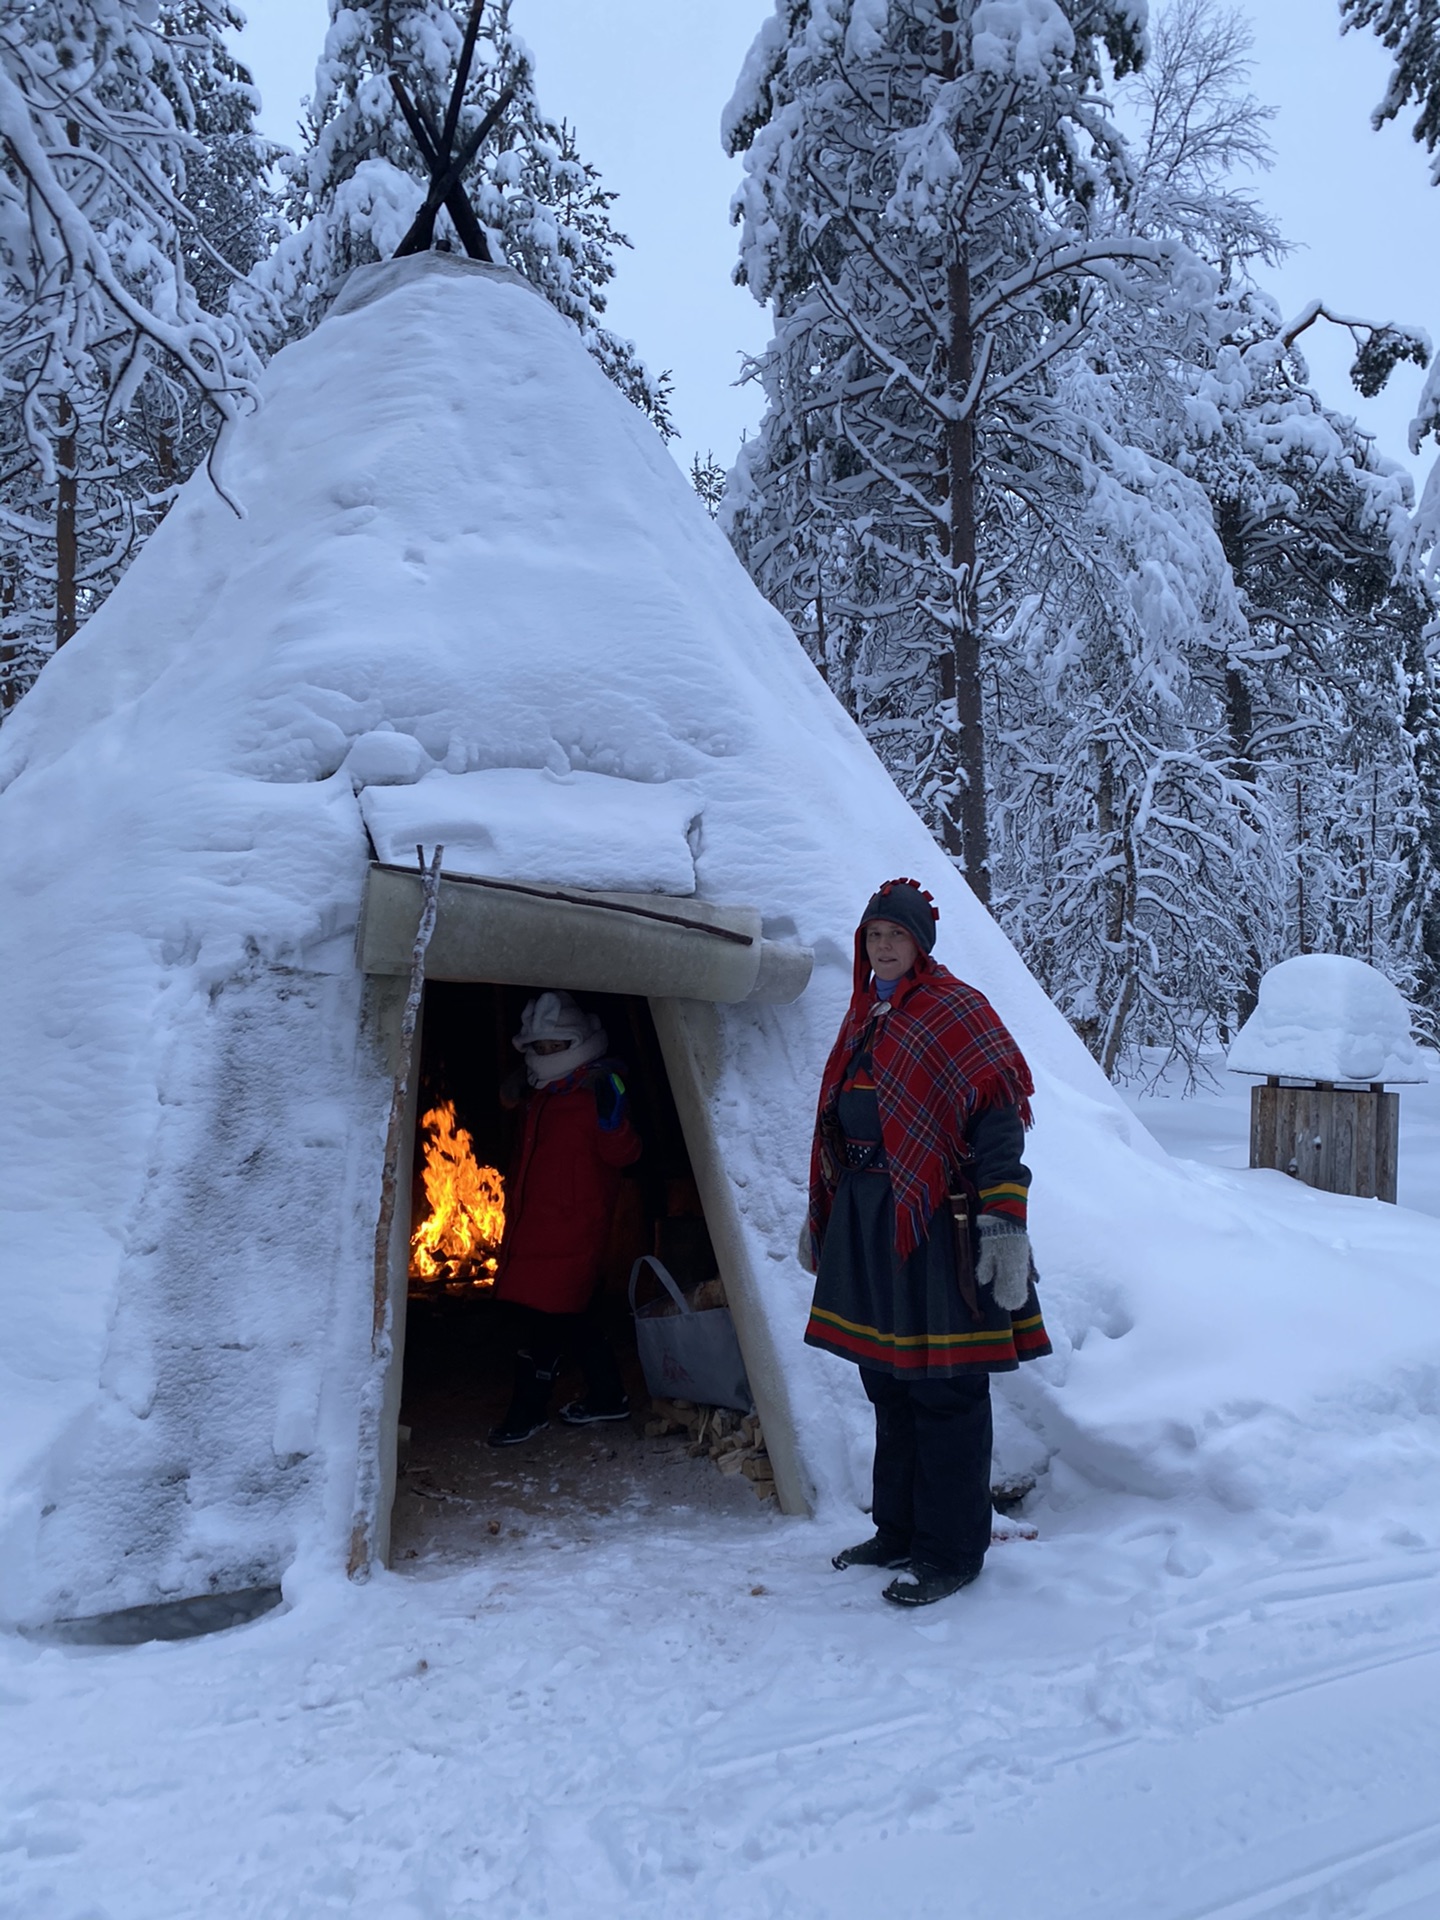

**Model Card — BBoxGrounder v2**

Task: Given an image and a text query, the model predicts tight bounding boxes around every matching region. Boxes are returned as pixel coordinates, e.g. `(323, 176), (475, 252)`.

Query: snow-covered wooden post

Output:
(1228, 956), (1426, 1204)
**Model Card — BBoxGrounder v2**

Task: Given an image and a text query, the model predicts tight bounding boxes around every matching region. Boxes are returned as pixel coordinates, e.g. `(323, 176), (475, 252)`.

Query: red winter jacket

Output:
(493, 1067), (641, 1315)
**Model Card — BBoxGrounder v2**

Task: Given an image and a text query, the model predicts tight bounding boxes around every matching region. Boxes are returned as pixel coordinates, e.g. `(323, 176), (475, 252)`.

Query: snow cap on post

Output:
(1227, 954), (1427, 1085)
(860, 878), (938, 954)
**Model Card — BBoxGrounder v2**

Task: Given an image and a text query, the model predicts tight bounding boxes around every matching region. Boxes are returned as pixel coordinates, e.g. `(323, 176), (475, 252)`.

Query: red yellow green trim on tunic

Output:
(805, 1302), (1051, 1371)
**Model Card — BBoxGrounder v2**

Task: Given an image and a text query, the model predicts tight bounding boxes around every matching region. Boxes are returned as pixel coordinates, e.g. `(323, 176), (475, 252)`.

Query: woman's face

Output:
(529, 1038), (570, 1056)
(865, 918), (918, 981)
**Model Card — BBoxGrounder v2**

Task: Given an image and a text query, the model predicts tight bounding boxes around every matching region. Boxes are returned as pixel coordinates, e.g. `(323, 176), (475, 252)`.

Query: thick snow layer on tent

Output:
(1227, 952), (1427, 1084)
(2, 252), (1440, 1627)
(358, 765), (703, 891)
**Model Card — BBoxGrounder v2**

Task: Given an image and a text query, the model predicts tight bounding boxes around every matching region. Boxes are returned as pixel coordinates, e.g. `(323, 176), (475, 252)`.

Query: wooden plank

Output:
(1249, 1084), (1268, 1169)
(1314, 1087), (1335, 1191)
(1291, 1085), (1318, 1186)
(1328, 1088), (1356, 1196)
(1377, 1092), (1400, 1205)
(1255, 1081), (1283, 1171)
(1353, 1089), (1378, 1200)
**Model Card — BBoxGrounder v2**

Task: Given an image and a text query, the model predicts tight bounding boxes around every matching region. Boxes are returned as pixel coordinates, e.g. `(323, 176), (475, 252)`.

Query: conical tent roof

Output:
(2, 253), (1439, 1626)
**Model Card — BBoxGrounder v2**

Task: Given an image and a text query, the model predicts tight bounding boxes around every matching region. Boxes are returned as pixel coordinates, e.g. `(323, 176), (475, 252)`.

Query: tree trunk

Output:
(1219, 500), (1263, 1024)
(945, 254), (989, 901)
(1225, 666), (1262, 1024)
(1295, 774), (1309, 955)
(0, 565), (16, 712)
(55, 399), (78, 650)
(933, 0), (988, 899)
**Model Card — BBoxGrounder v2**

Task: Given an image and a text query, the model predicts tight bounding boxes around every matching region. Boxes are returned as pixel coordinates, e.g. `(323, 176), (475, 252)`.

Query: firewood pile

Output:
(644, 1398), (775, 1498)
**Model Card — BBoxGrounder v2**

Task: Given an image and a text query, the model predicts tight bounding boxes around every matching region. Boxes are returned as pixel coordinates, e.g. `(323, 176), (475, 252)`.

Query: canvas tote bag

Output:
(628, 1255), (753, 1413)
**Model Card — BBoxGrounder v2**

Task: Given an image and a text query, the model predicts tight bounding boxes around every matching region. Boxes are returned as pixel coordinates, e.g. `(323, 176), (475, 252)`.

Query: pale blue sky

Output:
(234, 0), (1440, 490)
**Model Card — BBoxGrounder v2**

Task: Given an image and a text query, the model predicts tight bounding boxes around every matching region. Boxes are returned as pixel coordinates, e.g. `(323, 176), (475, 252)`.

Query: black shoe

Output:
(832, 1533), (911, 1571)
(486, 1411), (550, 1448)
(882, 1561), (981, 1607)
(558, 1396), (630, 1426)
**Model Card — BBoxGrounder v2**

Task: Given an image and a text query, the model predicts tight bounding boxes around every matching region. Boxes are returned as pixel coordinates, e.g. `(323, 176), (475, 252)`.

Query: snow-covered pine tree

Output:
(979, 0), (1289, 1074)
(1340, 0), (1440, 178)
(0, 0), (269, 708)
(1202, 326), (1415, 936)
(120, 4), (280, 546)
(161, 3), (280, 320)
(1036, 0), (1438, 1060)
(688, 450), (726, 518)
(723, 0), (1229, 905)
(265, 0), (671, 436)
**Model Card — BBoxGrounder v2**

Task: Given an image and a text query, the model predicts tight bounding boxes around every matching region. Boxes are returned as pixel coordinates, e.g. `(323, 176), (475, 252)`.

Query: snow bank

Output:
(358, 765), (703, 892)
(1228, 953), (1427, 1084)
(2, 253), (1440, 1625)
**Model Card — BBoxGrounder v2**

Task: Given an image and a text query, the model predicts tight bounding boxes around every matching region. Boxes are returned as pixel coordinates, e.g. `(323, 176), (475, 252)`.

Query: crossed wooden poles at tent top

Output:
(389, 0), (515, 263)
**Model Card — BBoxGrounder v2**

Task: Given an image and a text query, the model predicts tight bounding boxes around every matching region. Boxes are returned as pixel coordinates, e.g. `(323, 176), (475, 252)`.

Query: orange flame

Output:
(410, 1100), (505, 1285)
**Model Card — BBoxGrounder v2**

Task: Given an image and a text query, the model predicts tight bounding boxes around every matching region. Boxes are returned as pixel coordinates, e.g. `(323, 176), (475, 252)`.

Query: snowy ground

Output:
(1122, 1048), (1440, 1219)
(4, 1058), (1440, 1918)
(7, 1412), (1440, 1914)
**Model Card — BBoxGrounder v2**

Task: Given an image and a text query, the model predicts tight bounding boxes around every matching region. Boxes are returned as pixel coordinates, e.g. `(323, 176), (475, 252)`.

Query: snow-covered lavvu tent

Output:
(3, 252), (1440, 1632)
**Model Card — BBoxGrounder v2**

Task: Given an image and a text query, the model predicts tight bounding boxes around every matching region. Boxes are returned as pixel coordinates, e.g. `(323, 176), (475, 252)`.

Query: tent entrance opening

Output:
(390, 982), (761, 1565)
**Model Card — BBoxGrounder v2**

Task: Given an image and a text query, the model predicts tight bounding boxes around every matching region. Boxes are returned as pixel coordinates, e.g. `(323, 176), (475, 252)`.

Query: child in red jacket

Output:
(488, 991), (642, 1446)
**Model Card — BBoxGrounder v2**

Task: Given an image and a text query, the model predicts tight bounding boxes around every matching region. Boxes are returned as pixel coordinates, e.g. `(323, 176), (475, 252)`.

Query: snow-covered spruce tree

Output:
(160, 3), (279, 320)
(0, 0), (268, 708)
(1198, 318), (1425, 978)
(981, 0), (1295, 1073)
(1138, 0), (1437, 1022)
(688, 449), (727, 518)
(264, 0), (671, 436)
(722, 0), (1236, 908)
(1340, 0), (1440, 179)
(1044, 0), (1440, 1059)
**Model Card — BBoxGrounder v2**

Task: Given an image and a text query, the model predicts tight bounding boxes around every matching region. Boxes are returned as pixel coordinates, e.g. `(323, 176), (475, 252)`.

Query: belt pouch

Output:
(948, 1190), (981, 1318)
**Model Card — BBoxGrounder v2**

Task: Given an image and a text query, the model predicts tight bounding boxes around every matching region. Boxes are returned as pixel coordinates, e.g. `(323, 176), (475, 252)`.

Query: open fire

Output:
(410, 1100), (506, 1285)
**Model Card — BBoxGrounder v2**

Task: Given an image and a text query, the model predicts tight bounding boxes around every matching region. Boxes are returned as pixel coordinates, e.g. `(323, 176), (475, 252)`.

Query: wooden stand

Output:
(1249, 1077), (1399, 1203)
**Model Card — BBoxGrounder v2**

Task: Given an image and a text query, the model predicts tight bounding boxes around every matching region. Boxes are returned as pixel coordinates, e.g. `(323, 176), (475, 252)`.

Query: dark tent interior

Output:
(390, 982), (733, 1559)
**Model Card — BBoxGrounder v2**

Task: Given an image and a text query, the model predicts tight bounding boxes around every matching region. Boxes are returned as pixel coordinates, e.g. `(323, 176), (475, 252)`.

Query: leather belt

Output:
(843, 1138), (888, 1171)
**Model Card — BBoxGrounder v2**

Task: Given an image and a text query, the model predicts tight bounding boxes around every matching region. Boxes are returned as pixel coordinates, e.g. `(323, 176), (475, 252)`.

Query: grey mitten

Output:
(797, 1219), (817, 1274)
(976, 1216), (1032, 1312)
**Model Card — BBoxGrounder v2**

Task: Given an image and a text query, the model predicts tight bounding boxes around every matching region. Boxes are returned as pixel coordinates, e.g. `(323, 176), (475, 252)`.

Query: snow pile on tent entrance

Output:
(3, 251), (1440, 1626)
(1228, 953), (1427, 1084)
(358, 765), (703, 892)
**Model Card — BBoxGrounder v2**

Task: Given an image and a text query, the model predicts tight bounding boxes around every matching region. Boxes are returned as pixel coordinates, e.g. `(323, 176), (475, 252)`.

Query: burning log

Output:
(410, 1099), (505, 1284)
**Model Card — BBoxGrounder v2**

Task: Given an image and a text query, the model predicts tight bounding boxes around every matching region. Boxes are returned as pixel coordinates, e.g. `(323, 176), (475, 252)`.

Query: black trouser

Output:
(860, 1367), (993, 1574)
(509, 1303), (625, 1410)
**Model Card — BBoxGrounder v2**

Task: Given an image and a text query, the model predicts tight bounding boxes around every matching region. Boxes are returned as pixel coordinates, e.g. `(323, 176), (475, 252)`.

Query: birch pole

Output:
(348, 843), (443, 1577)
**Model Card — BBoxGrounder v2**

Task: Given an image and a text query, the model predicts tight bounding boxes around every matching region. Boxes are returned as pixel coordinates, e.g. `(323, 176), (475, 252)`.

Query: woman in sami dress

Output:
(802, 880), (1050, 1606)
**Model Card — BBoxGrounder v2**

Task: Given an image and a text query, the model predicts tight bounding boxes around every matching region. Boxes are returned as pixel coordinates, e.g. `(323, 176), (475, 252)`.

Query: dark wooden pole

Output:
(55, 396), (77, 651)
(390, 74), (513, 261)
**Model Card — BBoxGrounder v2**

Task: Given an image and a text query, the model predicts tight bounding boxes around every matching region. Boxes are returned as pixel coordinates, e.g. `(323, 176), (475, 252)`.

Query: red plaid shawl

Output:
(809, 943), (1034, 1261)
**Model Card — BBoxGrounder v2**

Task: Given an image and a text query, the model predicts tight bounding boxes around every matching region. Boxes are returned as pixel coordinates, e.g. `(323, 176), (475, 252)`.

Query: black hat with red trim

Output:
(859, 877), (939, 954)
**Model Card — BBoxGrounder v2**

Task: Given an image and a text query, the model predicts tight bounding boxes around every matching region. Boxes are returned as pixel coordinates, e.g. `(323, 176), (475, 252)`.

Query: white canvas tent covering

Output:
(3, 254), (1440, 1631)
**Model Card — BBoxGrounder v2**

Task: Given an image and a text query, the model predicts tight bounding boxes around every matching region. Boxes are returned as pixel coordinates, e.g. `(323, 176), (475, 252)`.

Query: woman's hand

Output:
(797, 1220), (817, 1274)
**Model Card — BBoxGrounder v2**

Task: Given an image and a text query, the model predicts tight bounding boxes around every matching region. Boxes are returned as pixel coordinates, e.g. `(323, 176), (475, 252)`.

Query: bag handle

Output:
(629, 1254), (691, 1316)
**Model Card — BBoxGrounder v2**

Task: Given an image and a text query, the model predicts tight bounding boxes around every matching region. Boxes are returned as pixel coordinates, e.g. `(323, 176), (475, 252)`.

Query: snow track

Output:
(5, 1508), (1440, 1918)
